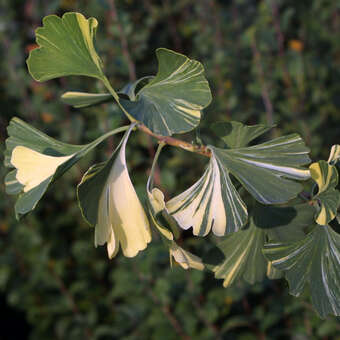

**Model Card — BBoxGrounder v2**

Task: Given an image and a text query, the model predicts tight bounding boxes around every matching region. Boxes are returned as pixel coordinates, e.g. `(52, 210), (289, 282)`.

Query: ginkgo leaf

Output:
(120, 48), (212, 136)
(169, 242), (204, 271)
(211, 121), (273, 148)
(263, 225), (340, 318)
(61, 92), (112, 108)
(327, 144), (340, 165)
(253, 202), (316, 242)
(4, 117), (128, 218)
(146, 144), (204, 270)
(309, 161), (340, 225)
(167, 133), (310, 237)
(166, 150), (248, 236)
(27, 12), (104, 81)
(77, 124), (151, 258)
(205, 219), (268, 287)
(310, 161), (338, 193)
(211, 134), (311, 204)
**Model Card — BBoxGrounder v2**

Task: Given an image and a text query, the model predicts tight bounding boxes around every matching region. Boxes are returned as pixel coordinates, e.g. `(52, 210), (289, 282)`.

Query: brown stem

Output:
(132, 264), (191, 340)
(186, 273), (222, 339)
(251, 36), (274, 127)
(137, 124), (211, 158)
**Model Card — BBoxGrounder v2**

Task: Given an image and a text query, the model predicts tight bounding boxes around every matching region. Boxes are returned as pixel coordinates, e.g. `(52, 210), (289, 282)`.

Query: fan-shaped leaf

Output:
(120, 48), (212, 136)
(4, 117), (127, 218)
(27, 12), (104, 81)
(211, 134), (311, 204)
(207, 219), (268, 287)
(166, 151), (248, 236)
(263, 225), (340, 318)
(211, 121), (273, 148)
(310, 161), (340, 225)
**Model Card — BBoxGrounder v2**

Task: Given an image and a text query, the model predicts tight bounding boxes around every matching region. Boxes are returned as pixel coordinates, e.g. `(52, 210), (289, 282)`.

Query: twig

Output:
(132, 264), (191, 340)
(251, 36), (274, 126)
(107, 0), (136, 81)
(138, 124), (211, 158)
(48, 265), (93, 340)
(186, 272), (222, 339)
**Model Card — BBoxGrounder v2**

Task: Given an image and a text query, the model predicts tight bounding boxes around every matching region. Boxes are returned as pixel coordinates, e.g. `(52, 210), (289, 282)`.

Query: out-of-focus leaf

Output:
(4, 117), (127, 218)
(263, 225), (340, 318)
(27, 12), (105, 81)
(120, 48), (212, 136)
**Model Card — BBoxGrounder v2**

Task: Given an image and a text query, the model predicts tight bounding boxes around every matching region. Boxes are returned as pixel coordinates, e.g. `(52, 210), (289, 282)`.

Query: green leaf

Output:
(263, 225), (340, 318)
(167, 133), (310, 237)
(206, 219), (268, 287)
(327, 144), (340, 165)
(27, 12), (104, 81)
(166, 150), (248, 236)
(211, 134), (311, 204)
(77, 124), (151, 258)
(120, 48), (212, 136)
(61, 92), (112, 108)
(310, 161), (340, 225)
(211, 121), (273, 148)
(254, 203), (315, 242)
(4, 117), (127, 218)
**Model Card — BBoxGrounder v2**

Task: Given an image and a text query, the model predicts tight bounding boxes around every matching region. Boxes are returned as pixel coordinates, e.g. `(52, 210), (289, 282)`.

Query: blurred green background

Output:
(1, 0), (340, 339)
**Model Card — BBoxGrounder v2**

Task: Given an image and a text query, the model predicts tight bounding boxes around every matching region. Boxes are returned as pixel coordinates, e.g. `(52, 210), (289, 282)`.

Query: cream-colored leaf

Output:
(11, 146), (73, 192)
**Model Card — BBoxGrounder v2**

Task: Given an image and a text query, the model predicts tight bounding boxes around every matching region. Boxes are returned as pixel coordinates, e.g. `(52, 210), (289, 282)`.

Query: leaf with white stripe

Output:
(27, 12), (105, 81)
(211, 134), (311, 204)
(205, 219), (268, 287)
(120, 48), (212, 136)
(61, 92), (112, 108)
(263, 225), (340, 318)
(166, 151), (248, 236)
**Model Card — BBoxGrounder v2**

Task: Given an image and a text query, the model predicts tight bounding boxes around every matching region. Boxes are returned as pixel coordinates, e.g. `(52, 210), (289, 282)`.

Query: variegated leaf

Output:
(211, 134), (311, 204)
(166, 151), (248, 236)
(263, 225), (340, 318)
(77, 124), (151, 258)
(211, 121), (273, 148)
(167, 133), (310, 237)
(327, 144), (340, 165)
(4, 117), (128, 218)
(146, 144), (204, 270)
(27, 12), (104, 81)
(120, 48), (212, 136)
(206, 219), (268, 287)
(309, 161), (340, 225)
(61, 92), (112, 108)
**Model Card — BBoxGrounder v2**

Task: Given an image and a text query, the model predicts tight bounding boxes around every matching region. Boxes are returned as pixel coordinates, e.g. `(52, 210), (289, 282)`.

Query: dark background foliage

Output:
(1, 0), (340, 339)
